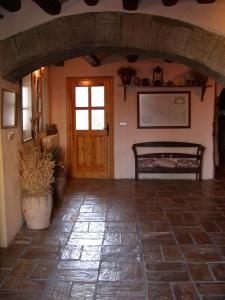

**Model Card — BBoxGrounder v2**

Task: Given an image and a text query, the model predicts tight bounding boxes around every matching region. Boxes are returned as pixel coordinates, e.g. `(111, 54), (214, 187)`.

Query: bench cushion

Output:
(177, 159), (199, 168)
(138, 158), (157, 168)
(138, 158), (199, 169)
(155, 158), (177, 168)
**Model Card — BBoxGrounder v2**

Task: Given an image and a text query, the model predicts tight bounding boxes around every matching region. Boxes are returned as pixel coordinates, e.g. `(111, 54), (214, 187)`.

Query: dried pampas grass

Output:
(19, 144), (55, 194)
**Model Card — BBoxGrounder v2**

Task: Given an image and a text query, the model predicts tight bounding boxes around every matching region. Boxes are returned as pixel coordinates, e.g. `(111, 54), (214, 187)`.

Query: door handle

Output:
(105, 124), (109, 136)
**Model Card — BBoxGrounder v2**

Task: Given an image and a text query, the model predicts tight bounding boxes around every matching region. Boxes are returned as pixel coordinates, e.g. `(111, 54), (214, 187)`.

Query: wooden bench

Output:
(132, 141), (205, 181)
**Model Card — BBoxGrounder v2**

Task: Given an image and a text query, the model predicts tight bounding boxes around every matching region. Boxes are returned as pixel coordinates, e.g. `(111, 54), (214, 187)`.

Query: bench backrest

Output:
(132, 141), (204, 148)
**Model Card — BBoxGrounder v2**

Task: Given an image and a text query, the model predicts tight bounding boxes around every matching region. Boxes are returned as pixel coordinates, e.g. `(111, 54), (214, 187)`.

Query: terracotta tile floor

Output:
(1, 179), (225, 299)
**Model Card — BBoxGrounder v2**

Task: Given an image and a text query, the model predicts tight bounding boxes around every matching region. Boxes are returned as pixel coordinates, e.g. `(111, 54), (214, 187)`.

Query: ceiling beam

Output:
(196, 0), (216, 3)
(32, 0), (61, 15)
(0, 0), (21, 12)
(83, 55), (100, 67)
(161, 0), (179, 6)
(83, 0), (99, 5)
(122, 0), (139, 10)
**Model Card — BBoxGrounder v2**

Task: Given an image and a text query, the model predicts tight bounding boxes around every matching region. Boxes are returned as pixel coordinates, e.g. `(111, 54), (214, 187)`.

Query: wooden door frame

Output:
(66, 76), (114, 178)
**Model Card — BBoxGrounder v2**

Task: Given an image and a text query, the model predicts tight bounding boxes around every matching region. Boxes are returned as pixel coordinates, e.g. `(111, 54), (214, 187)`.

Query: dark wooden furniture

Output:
(132, 141), (205, 181)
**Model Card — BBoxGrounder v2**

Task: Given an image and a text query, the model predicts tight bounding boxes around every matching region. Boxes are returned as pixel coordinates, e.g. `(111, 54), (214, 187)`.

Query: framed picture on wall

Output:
(37, 77), (42, 96)
(137, 91), (191, 128)
(1, 89), (17, 128)
(38, 116), (43, 132)
(21, 74), (33, 142)
(37, 96), (42, 114)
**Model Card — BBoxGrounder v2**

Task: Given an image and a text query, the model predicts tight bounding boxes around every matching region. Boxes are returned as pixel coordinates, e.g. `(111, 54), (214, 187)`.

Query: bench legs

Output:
(196, 172), (202, 181)
(135, 171), (139, 180)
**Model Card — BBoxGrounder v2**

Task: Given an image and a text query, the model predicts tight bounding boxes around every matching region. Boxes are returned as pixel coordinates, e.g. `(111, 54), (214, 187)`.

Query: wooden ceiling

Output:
(0, 0), (216, 16)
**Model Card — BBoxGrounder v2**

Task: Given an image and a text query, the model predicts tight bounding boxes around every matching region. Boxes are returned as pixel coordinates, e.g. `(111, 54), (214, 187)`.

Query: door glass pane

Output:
(76, 110), (89, 130)
(91, 86), (104, 107)
(92, 110), (104, 130)
(75, 87), (88, 107)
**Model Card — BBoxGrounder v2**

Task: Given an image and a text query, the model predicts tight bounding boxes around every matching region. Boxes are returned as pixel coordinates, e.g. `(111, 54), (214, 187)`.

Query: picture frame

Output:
(1, 89), (17, 128)
(38, 116), (43, 132)
(37, 77), (42, 96)
(37, 96), (42, 114)
(137, 91), (191, 128)
(21, 74), (33, 142)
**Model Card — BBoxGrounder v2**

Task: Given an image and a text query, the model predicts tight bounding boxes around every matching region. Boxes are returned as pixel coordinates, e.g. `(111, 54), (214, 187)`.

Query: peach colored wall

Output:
(49, 56), (215, 179)
(0, 77), (22, 247)
(1, 0), (225, 40)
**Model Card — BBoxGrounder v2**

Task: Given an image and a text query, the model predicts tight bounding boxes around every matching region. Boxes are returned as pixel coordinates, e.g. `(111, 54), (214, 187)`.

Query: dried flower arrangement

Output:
(19, 144), (55, 195)
(117, 66), (137, 85)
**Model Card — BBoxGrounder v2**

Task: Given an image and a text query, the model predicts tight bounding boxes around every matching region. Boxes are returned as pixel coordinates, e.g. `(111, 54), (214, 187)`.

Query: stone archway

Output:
(0, 12), (225, 83)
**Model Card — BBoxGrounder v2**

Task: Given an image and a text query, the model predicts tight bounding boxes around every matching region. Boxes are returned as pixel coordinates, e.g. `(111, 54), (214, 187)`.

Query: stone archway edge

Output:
(0, 12), (225, 83)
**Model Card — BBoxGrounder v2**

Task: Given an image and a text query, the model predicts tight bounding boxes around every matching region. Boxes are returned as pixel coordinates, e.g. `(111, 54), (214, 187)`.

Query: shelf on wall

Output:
(118, 84), (212, 102)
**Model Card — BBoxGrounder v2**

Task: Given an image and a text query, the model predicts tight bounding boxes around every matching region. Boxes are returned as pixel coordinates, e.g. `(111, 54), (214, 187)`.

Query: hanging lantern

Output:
(153, 66), (163, 86)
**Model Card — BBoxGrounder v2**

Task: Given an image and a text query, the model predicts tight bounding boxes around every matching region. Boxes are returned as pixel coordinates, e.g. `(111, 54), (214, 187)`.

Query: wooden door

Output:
(67, 77), (113, 178)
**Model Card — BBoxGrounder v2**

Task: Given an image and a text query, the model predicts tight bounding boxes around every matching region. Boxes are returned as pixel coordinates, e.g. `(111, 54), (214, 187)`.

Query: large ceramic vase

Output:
(22, 192), (53, 229)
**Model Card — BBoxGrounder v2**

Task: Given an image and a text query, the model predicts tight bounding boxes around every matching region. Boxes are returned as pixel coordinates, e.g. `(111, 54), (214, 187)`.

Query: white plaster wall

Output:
(49, 56), (215, 180)
(1, 0), (225, 40)
(0, 77), (22, 246)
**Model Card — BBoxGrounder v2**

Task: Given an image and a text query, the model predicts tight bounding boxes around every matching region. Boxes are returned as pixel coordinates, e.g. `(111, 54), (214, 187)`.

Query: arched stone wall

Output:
(0, 12), (225, 83)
